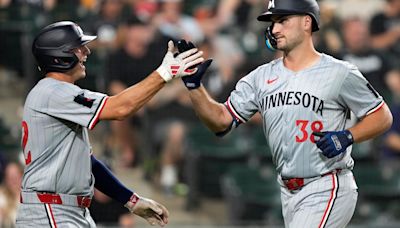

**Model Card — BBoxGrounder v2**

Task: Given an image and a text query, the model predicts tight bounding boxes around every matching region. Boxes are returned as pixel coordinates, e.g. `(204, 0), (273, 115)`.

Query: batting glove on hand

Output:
(182, 59), (213, 89)
(124, 193), (169, 227)
(313, 130), (354, 158)
(177, 40), (213, 90)
(156, 40), (204, 82)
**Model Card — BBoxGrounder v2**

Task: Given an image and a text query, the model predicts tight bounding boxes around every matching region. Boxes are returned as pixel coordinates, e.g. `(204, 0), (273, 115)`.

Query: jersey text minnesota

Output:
(259, 91), (324, 116)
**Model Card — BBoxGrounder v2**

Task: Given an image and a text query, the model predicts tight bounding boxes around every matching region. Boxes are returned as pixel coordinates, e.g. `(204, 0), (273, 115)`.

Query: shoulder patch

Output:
(74, 93), (95, 108)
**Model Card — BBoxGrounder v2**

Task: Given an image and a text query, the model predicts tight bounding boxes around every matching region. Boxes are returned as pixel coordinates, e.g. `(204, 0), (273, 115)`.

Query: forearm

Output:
(349, 103), (393, 143)
(371, 30), (400, 49)
(101, 72), (165, 120)
(189, 86), (232, 132)
(91, 155), (133, 204)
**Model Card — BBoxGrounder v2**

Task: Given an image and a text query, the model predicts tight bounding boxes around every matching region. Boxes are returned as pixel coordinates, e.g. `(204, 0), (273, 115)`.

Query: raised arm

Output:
(100, 72), (165, 120)
(100, 41), (204, 120)
(188, 85), (233, 133)
(176, 40), (234, 134)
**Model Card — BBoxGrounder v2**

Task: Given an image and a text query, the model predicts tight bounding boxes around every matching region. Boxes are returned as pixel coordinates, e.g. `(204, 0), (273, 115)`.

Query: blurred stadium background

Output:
(0, 0), (400, 227)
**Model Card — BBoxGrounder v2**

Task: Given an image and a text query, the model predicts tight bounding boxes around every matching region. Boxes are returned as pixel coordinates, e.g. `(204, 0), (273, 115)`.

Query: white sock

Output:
(161, 165), (177, 188)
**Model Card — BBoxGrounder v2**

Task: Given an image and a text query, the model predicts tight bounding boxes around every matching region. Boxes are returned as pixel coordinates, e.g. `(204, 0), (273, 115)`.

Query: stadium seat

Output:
(221, 165), (282, 225)
(353, 162), (400, 198)
(184, 125), (250, 209)
(352, 162), (400, 224)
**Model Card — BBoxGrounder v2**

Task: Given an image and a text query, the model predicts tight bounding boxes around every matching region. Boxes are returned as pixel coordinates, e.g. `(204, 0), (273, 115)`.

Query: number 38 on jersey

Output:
(295, 120), (323, 143)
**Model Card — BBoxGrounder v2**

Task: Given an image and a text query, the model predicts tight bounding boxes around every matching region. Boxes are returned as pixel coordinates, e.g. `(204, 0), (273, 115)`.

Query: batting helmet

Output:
(32, 21), (97, 73)
(257, 0), (320, 32)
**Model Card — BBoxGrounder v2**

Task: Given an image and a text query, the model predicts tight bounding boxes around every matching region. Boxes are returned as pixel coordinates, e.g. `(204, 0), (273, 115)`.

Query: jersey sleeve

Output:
(225, 72), (259, 124)
(45, 84), (108, 130)
(338, 65), (384, 119)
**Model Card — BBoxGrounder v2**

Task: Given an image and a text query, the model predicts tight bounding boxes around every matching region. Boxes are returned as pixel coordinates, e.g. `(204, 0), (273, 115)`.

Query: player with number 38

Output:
(178, 0), (393, 227)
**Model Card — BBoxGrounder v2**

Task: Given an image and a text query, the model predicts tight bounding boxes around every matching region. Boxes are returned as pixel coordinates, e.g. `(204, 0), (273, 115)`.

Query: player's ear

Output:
(303, 15), (313, 32)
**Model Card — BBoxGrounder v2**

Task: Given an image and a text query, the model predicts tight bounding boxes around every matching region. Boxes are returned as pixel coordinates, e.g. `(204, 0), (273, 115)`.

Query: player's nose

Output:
(82, 45), (91, 55)
(272, 23), (281, 35)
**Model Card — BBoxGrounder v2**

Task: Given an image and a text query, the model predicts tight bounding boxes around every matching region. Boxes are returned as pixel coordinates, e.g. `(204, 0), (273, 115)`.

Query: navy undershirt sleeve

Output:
(91, 155), (133, 204)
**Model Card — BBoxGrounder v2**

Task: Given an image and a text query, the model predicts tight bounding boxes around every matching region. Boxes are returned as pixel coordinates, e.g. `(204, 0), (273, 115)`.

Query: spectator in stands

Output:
(369, 0), (400, 66)
(0, 0), (11, 8)
(0, 161), (23, 227)
(382, 68), (400, 159)
(153, 0), (204, 43)
(196, 39), (237, 102)
(105, 16), (168, 167)
(314, 0), (343, 57)
(146, 77), (197, 195)
(340, 17), (391, 99)
(127, 0), (159, 22)
(191, 1), (247, 88)
(48, 0), (90, 22)
(85, 0), (128, 51)
(79, 0), (130, 91)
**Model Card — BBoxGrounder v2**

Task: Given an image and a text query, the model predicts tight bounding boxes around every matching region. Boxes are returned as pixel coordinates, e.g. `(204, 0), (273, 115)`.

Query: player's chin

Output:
(277, 43), (292, 52)
(76, 70), (86, 80)
(276, 41), (285, 50)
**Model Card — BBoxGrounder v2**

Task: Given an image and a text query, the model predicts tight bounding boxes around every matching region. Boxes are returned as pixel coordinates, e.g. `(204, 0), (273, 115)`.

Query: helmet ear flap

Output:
(265, 25), (277, 51)
(34, 53), (79, 73)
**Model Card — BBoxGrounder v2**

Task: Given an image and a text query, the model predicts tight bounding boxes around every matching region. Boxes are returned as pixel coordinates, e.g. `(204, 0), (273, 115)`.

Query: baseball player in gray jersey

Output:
(178, 0), (393, 227)
(16, 21), (204, 227)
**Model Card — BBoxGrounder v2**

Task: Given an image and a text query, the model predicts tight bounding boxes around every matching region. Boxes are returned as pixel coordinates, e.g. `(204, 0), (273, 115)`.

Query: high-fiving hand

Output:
(156, 40), (204, 82)
(313, 130), (354, 158)
(124, 193), (169, 227)
(177, 39), (213, 90)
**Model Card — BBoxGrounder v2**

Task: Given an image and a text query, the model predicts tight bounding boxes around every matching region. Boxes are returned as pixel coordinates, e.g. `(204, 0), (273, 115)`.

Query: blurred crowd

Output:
(0, 0), (399, 227)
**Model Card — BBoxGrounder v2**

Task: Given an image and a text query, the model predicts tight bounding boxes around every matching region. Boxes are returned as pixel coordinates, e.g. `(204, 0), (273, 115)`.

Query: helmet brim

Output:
(257, 10), (320, 32)
(257, 11), (296, 22)
(80, 35), (97, 45)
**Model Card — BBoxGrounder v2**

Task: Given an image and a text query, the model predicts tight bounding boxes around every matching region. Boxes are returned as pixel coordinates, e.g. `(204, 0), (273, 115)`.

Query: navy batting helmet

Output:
(32, 21), (97, 73)
(257, 0), (320, 32)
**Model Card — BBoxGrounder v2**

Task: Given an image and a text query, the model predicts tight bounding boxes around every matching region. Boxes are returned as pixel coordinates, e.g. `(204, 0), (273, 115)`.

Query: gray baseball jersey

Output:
(226, 54), (383, 178)
(20, 77), (108, 196)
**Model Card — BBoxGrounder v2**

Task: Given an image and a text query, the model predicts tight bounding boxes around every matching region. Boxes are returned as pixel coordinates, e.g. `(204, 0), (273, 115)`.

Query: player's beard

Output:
(277, 30), (304, 53)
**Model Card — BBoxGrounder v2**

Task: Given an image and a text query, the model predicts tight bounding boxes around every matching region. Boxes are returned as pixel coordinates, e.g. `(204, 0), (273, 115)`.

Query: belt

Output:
(282, 169), (342, 191)
(20, 192), (92, 208)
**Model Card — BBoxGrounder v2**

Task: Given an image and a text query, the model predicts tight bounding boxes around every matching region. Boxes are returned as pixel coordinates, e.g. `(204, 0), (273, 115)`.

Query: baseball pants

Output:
(278, 169), (358, 228)
(16, 203), (96, 228)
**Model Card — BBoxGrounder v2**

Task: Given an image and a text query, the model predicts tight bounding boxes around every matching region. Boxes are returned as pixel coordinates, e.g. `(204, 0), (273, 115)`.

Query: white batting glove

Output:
(124, 193), (169, 227)
(156, 40), (204, 82)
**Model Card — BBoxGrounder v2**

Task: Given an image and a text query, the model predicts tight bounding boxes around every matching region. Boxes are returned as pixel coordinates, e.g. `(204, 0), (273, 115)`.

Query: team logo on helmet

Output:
(268, 0), (275, 9)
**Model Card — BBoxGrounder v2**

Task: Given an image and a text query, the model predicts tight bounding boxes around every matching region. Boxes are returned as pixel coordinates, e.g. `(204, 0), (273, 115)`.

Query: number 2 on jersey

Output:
(295, 120), (323, 143)
(22, 121), (32, 165)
